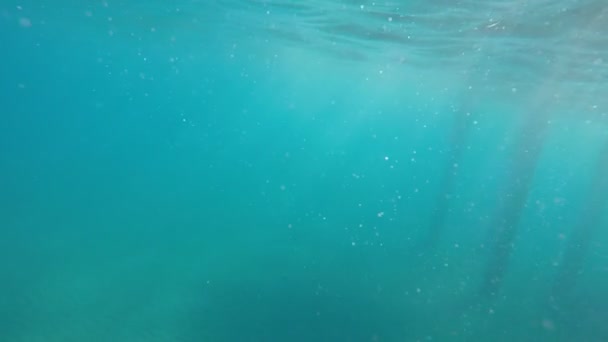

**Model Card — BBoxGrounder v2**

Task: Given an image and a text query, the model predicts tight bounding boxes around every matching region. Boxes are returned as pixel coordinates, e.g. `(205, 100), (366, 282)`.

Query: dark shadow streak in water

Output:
(552, 142), (608, 300)
(424, 106), (473, 248)
(479, 111), (549, 297)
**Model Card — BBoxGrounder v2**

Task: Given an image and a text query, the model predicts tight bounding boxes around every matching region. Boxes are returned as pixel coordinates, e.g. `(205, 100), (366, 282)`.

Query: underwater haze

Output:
(1, 1), (608, 341)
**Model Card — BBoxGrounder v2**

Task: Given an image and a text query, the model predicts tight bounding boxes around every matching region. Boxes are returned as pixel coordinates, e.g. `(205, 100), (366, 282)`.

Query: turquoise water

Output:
(1, 1), (607, 341)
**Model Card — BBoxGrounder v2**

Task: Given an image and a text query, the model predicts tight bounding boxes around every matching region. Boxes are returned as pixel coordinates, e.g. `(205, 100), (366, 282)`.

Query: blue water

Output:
(1, 1), (607, 341)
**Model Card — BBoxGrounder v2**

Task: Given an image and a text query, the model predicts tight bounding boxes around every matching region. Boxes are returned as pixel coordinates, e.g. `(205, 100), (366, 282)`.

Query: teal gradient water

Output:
(1, 1), (607, 341)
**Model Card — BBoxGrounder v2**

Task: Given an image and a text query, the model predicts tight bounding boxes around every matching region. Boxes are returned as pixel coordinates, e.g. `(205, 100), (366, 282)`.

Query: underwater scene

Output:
(1, 1), (607, 341)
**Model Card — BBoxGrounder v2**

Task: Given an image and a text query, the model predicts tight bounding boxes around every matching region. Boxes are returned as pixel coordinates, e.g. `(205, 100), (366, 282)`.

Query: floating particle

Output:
(542, 319), (555, 331)
(19, 17), (31, 27)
